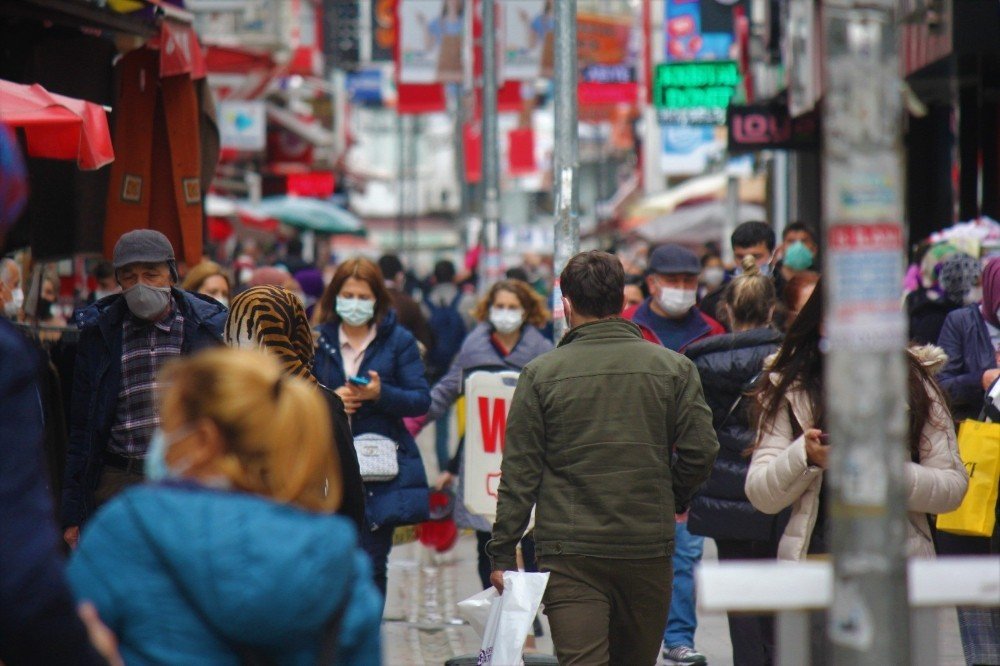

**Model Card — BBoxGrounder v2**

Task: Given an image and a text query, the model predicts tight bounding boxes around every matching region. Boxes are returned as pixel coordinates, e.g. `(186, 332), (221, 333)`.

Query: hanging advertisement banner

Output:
(218, 101), (266, 152)
(665, 0), (743, 62)
(397, 0), (465, 84)
(372, 0), (397, 63)
(502, 0), (551, 80)
(660, 124), (725, 175)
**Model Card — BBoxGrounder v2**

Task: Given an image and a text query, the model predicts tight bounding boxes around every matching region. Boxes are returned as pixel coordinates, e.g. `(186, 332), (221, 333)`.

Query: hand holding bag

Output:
(353, 433), (399, 483)
(936, 419), (1000, 538)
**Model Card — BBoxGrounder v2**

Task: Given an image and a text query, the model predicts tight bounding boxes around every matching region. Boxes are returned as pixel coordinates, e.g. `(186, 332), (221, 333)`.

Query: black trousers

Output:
(715, 539), (778, 666)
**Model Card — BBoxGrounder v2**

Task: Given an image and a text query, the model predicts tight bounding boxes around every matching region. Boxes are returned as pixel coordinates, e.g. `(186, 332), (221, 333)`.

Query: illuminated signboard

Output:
(654, 60), (741, 125)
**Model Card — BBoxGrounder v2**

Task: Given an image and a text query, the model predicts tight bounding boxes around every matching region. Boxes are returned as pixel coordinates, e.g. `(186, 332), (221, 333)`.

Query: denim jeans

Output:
(663, 521), (704, 648)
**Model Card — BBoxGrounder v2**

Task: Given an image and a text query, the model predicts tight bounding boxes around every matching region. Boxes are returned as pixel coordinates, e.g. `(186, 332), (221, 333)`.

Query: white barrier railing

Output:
(696, 556), (1000, 665)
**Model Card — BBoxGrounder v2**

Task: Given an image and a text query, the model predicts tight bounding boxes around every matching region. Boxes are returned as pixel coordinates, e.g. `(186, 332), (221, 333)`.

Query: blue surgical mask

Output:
(336, 296), (376, 327)
(784, 241), (815, 271)
(144, 426), (195, 482)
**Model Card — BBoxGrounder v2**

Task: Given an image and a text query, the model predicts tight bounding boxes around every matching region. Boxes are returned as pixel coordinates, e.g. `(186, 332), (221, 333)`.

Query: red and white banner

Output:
(463, 371), (520, 521)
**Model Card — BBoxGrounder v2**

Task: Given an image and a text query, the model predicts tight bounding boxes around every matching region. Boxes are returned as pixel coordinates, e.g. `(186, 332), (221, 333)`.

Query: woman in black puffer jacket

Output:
(685, 255), (785, 666)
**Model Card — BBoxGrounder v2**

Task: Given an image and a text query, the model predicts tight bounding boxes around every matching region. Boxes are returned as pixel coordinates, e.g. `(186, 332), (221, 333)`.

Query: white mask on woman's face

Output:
(489, 307), (524, 334)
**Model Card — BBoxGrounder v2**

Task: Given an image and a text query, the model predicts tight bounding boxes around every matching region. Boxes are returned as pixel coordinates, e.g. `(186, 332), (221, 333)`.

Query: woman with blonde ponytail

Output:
(67, 349), (382, 666)
(682, 254), (785, 665)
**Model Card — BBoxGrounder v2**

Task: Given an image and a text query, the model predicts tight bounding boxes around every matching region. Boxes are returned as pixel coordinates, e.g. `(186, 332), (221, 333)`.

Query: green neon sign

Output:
(654, 61), (742, 125)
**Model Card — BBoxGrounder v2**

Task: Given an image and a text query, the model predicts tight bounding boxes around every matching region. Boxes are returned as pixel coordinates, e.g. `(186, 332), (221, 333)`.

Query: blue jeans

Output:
(664, 521), (704, 648)
(434, 408), (451, 471)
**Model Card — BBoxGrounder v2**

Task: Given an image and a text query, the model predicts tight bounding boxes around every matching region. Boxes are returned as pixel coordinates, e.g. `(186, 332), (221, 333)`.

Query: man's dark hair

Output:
(378, 254), (404, 280)
(783, 221), (817, 242)
(433, 260), (457, 285)
(700, 252), (721, 267)
(506, 266), (530, 282)
(93, 260), (115, 280)
(731, 221), (776, 252)
(561, 251), (624, 318)
(287, 237), (303, 256)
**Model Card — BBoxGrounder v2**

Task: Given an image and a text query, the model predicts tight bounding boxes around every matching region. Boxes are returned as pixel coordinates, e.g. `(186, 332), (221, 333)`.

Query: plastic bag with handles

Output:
(456, 571), (549, 666)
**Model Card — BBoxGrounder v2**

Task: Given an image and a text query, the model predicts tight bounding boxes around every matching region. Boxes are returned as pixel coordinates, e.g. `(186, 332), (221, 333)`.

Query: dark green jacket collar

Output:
(558, 317), (643, 347)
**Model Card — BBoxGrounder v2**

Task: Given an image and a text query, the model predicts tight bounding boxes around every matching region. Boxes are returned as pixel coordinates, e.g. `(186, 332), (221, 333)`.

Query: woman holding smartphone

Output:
(313, 258), (432, 602)
(745, 282), (968, 561)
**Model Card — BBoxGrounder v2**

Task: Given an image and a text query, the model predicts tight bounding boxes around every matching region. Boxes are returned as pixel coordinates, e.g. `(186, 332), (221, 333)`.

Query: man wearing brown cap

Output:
(61, 230), (227, 548)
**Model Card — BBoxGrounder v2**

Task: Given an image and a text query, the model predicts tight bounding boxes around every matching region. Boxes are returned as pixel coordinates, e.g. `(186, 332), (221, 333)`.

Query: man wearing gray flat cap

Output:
(61, 230), (227, 549)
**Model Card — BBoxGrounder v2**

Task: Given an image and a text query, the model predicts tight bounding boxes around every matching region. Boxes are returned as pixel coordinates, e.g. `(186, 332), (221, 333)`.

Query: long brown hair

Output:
(315, 257), (392, 326)
(753, 279), (951, 456)
(471, 279), (550, 328)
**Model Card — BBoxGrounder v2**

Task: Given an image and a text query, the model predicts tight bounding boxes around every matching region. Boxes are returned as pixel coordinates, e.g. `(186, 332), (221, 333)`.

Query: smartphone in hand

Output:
(348, 374), (371, 387)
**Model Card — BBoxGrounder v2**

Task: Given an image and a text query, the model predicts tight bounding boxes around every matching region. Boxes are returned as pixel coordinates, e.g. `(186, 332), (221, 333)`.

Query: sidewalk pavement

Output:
(382, 534), (967, 666)
(382, 424), (968, 665)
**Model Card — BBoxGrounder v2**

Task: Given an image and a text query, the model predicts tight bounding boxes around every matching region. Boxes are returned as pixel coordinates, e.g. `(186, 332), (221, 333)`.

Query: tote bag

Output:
(936, 419), (1000, 538)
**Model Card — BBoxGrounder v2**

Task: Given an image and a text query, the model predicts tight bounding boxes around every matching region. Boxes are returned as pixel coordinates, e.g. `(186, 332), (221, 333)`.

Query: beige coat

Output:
(745, 377), (969, 561)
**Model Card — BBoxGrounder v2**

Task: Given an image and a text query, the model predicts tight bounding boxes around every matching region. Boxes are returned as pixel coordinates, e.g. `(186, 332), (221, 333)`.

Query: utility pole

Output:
(551, 0), (579, 341)
(821, 2), (910, 664)
(479, 0), (501, 294)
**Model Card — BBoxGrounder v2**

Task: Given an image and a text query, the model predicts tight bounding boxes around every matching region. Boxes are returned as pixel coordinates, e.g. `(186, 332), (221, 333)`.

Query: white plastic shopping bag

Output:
(456, 587), (499, 640)
(464, 571), (549, 666)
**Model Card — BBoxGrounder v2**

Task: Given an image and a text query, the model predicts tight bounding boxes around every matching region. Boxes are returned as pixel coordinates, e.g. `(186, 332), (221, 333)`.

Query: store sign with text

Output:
(727, 103), (819, 152)
(654, 60), (741, 125)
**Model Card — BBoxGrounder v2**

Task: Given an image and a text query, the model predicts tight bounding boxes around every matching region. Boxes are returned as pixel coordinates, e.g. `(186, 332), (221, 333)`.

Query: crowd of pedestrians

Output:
(1, 201), (998, 666)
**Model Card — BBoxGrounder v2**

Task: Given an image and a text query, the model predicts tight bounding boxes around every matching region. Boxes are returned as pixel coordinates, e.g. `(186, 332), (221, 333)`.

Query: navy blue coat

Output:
(0, 319), (104, 665)
(314, 311), (432, 531)
(684, 327), (787, 542)
(61, 289), (227, 527)
(937, 305), (998, 421)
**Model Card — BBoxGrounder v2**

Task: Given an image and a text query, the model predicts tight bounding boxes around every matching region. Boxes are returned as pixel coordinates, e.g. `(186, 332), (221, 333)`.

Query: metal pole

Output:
(821, 2), (910, 663)
(479, 0), (501, 294)
(773, 150), (789, 239)
(723, 172), (738, 266)
(396, 111), (406, 252)
(551, 0), (579, 342)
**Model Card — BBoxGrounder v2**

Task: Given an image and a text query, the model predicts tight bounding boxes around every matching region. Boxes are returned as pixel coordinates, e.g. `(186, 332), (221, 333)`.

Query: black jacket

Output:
(319, 387), (366, 531)
(685, 327), (787, 542)
(61, 289), (226, 527)
(906, 288), (960, 346)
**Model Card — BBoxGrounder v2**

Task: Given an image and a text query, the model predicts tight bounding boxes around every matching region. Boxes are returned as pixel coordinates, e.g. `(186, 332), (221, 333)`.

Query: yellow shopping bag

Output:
(936, 419), (1000, 537)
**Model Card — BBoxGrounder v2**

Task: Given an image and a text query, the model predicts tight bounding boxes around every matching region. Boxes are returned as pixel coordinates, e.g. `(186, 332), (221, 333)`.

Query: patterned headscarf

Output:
(225, 285), (317, 384)
(938, 253), (981, 304)
(919, 242), (958, 291)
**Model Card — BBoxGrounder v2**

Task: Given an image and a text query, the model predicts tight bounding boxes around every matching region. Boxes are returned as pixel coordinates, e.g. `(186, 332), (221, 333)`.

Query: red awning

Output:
(0, 79), (114, 170)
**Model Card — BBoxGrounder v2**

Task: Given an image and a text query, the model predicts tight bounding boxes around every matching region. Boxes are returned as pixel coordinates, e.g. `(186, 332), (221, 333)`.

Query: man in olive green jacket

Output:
(488, 251), (719, 666)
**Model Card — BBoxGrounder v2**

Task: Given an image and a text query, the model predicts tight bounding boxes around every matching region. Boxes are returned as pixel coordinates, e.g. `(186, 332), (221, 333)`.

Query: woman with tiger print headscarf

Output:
(224, 285), (365, 531)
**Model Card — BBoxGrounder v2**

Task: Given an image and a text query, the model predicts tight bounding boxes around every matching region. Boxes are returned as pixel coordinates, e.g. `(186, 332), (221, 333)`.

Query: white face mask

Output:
(214, 296), (230, 309)
(4, 287), (23, 317)
(964, 287), (982, 305)
(701, 267), (725, 289)
(336, 296), (376, 327)
(489, 307), (524, 334)
(657, 286), (697, 317)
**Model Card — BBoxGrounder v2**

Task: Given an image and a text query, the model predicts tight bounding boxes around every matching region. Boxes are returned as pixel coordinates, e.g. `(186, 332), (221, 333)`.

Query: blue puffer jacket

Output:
(937, 304), (998, 420)
(314, 310), (432, 530)
(61, 289), (227, 528)
(426, 322), (553, 423)
(68, 484), (381, 666)
(684, 327), (787, 542)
